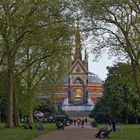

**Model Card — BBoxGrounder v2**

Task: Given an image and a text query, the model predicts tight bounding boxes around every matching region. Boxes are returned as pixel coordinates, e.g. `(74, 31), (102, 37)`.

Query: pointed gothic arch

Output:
(73, 76), (84, 85)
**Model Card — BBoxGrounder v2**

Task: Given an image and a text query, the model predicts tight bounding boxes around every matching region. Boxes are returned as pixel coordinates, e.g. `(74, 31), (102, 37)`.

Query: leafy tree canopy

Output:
(90, 62), (140, 123)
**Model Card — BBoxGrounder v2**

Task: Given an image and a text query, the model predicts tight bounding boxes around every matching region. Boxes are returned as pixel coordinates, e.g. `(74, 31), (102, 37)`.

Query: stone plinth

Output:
(62, 105), (94, 111)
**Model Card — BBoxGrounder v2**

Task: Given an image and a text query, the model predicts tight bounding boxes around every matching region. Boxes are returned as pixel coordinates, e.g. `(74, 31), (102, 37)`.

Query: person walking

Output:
(77, 118), (81, 126)
(85, 118), (87, 124)
(74, 119), (76, 125)
(81, 119), (84, 128)
(112, 120), (116, 132)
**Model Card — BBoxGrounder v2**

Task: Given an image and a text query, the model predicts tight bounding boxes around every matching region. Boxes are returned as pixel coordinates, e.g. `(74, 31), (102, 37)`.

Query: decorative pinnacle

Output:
(74, 18), (82, 60)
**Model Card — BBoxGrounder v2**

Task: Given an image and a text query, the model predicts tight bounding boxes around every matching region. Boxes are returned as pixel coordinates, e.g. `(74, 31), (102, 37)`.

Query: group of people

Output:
(73, 118), (88, 128)
(55, 118), (87, 129)
(64, 118), (98, 128)
(55, 117), (116, 139)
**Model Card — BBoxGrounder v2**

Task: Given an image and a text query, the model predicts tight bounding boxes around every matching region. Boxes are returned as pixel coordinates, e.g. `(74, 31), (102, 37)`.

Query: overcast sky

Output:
(88, 52), (115, 81)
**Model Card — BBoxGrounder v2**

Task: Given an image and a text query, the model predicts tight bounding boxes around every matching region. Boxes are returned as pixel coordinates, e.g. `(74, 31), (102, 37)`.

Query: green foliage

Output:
(55, 110), (67, 116)
(36, 99), (56, 114)
(90, 63), (139, 123)
(79, 0), (140, 96)
(0, 0), (73, 126)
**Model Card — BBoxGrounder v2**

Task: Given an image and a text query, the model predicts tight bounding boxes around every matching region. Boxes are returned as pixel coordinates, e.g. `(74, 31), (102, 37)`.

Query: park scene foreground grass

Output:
(0, 123), (56, 140)
(0, 123), (140, 140)
(89, 124), (140, 140)
(108, 124), (140, 140)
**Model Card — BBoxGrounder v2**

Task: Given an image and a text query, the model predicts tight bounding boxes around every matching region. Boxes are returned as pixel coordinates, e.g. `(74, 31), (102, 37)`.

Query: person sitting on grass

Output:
(23, 124), (32, 129)
(56, 121), (64, 130)
(95, 125), (111, 138)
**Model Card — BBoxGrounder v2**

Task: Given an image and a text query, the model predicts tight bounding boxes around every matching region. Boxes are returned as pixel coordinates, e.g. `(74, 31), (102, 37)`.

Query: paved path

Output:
(33, 125), (107, 140)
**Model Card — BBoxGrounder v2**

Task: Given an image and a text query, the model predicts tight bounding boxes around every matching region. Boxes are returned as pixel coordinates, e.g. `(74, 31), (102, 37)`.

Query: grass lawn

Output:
(0, 123), (56, 140)
(98, 124), (140, 140)
(108, 124), (140, 140)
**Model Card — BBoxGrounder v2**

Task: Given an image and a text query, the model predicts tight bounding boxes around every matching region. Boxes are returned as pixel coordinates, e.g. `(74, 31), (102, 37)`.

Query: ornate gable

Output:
(68, 59), (88, 75)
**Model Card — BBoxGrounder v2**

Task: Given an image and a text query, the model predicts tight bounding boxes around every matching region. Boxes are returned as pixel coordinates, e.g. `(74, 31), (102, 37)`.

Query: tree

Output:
(16, 42), (71, 124)
(0, 0), (44, 128)
(90, 63), (140, 123)
(79, 0), (140, 97)
(0, 0), (73, 127)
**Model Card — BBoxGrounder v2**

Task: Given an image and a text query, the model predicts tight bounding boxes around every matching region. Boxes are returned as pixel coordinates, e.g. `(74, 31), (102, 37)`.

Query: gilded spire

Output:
(74, 19), (82, 60)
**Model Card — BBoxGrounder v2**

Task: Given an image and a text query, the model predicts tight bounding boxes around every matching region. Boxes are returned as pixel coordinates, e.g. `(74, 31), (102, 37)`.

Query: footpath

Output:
(33, 124), (107, 140)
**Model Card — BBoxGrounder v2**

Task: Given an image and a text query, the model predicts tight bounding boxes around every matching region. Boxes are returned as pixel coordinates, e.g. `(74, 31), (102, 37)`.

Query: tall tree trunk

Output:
(6, 54), (14, 128)
(28, 113), (34, 124)
(13, 81), (20, 127)
(28, 104), (34, 124)
(26, 64), (34, 124)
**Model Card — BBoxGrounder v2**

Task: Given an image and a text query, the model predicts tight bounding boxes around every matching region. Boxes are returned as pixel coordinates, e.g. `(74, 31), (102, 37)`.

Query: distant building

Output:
(56, 21), (103, 115)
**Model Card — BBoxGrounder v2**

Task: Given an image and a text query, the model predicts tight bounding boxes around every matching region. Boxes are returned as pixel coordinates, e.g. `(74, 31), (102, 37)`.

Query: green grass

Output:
(1, 123), (139, 140)
(98, 124), (140, 140)
(0, 123), (56, 140)
(109, 124), (140, 140)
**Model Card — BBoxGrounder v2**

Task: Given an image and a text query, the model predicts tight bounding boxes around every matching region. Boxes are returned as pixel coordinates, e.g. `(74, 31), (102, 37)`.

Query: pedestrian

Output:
(74, 119), (76, 125)
(77, 118), (81, 126)
(112, 120), (116, 132)
(91, 120), (97, 127)
(108, 119), (112, 130)
(85, 118), (87, 124)
(81, 119), (84, 128)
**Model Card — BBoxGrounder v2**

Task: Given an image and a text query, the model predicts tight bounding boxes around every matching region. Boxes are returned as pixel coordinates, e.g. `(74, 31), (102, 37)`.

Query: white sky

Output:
(88, 52), (114, 81)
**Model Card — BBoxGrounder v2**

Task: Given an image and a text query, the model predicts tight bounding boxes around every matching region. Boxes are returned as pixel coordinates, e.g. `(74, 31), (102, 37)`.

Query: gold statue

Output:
(75, 89), (81, 98)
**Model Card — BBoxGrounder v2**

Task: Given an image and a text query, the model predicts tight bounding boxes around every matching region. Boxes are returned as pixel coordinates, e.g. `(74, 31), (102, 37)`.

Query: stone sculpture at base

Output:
(63, 98), (69, 105)
(87, 97), (94, 105)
